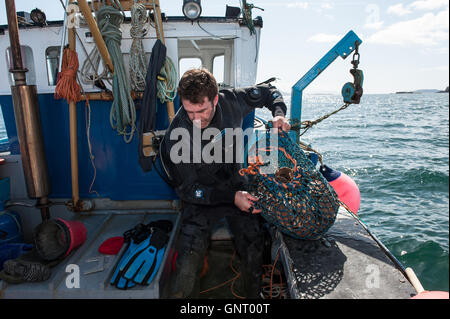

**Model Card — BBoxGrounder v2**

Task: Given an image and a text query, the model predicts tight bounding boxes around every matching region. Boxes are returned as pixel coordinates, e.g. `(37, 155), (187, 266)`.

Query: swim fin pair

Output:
(110, 222), (171, 290)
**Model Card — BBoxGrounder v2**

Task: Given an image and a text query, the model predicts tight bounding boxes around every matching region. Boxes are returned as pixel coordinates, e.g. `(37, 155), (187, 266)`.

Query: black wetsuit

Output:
(159, 83), (287, 298)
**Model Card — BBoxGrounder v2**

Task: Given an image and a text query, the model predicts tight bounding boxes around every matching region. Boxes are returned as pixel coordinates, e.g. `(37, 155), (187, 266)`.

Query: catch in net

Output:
(240, 131), (339, 240)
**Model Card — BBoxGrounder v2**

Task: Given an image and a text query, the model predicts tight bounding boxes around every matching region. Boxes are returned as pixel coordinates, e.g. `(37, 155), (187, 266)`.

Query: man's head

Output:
(178, 68), (219, 129)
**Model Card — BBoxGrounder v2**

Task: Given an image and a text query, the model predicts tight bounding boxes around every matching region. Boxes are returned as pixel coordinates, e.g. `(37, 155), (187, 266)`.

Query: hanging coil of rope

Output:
(54, 47), (81, 104)
(97, 4), (136, 143)
(157, 56), (177, 104)
(239, 131), (340, 240)
(80, 43), (112, 87)
(129, 1), (148, 92)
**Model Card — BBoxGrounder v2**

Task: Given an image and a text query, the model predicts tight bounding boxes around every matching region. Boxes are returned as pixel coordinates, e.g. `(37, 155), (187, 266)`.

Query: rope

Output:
(75, 70), (100, 197)
(198, 249), (287, 299)
(291, 102), (351, 137)
(199, 250), (243, 298)
(299, 141), (324, 166)
(239, 146), (297, 178)
(261, 249), (288, 299)
(54, 47), (81, 104)
(80, 44), (112, 86)
(157, 56), (177, 104)
(129, 2), (148, 92)
(84, 96), (100, 197)
(97, 5), (136, 143)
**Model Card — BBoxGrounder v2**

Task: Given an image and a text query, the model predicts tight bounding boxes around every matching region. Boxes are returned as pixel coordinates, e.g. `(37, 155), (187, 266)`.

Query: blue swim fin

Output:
(110, 241), (137, 289)
(120, 228), (169, 285)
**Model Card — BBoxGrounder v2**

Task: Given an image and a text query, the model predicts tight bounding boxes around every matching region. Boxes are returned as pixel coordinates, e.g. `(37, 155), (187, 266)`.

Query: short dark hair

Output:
(178, 68), (218, 104)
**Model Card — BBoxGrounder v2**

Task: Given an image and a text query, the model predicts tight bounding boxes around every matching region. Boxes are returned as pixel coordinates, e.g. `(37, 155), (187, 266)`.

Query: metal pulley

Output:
(342, 41), (364, 104)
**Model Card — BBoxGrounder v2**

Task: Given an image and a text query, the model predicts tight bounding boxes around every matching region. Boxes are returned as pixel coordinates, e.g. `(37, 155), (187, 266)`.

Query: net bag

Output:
(240, 131), (339, 239)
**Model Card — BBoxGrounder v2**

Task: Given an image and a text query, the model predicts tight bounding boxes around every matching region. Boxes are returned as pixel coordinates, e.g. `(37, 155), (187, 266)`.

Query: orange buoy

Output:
(320, 165), (360, 215)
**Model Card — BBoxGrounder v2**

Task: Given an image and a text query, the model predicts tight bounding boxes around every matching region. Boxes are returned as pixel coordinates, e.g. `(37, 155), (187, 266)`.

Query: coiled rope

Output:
(97, 5), (136, 143)
(129, 2), (148, 92)
(54, 47), (81, 104)
(80, 44), (112, 86)
(157, 56), (177, 104)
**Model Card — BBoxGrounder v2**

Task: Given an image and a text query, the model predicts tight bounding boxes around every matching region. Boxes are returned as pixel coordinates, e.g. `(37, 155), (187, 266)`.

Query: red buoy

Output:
(320, 165), (361, 215)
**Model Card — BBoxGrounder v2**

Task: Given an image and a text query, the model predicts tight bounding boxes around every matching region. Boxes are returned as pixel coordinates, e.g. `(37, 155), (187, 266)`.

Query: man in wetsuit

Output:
(159, 68), (290, 298)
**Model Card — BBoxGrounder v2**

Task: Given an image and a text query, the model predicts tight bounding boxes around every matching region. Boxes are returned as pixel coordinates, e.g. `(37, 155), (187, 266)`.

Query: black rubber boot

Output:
(170, 204), (210, 298)
(227, 209), (265, 299)
(170, 250), (204, 298)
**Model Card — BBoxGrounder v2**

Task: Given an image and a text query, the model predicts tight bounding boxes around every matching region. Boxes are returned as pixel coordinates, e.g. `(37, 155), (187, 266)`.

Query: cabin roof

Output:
(0, 16), (263, 34)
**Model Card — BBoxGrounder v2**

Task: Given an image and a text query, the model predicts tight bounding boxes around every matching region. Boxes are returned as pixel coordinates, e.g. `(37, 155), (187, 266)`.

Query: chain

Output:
(351, 41), (360, 69)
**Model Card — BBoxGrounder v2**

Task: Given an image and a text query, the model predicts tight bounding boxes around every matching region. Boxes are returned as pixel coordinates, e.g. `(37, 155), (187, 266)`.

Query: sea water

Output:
(0, 93), (449, 292)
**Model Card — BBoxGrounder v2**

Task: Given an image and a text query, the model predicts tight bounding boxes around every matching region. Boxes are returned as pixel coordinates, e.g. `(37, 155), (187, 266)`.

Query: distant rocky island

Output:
(396, 87), (449, 94)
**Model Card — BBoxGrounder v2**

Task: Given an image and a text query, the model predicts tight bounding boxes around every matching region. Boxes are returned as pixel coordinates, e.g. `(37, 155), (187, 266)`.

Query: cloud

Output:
(364, 21), (384, 30)
(367, 9), (449, 45)
(421, 46), (449, 54)
(387, 4), (412, 16)
(410, 0), (449, 11)
(420, 65), (449, 71)
(307, 33), (341, 43)
(364, 4), (384, 30)
(286, 2), (309, 9)
(321, 3), (333, 10)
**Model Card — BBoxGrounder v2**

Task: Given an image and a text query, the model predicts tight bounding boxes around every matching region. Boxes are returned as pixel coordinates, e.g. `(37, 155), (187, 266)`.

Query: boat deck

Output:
(276, 209), (416, 299)
(1, 207), (415, 299)
(0, 210), (182, 299)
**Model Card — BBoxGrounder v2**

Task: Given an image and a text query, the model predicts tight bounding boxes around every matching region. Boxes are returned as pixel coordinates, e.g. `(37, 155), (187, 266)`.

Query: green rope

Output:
(97, 5), (136, 143)
(157, 56), (177, 104)
(129, 2), (148, 92)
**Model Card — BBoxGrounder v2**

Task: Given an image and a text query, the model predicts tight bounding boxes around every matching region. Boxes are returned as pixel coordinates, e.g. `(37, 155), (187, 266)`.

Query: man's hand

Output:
(234, 191), (262, 214)
(271, 116), (291, 132)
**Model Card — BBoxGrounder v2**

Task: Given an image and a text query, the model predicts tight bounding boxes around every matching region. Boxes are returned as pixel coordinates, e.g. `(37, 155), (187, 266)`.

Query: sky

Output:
(0, 0), (448, 94)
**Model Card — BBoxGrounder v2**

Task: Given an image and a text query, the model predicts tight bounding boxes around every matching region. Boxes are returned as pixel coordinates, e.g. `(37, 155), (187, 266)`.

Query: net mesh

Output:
(240, 131), (339, 240)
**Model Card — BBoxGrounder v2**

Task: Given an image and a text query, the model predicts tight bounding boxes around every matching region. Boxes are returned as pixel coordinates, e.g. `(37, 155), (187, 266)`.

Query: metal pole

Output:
(5, 0), (26, 86)
(68, 0), (80, 208)
(5, 0), (51, 220)
(58, 0), (69, 75)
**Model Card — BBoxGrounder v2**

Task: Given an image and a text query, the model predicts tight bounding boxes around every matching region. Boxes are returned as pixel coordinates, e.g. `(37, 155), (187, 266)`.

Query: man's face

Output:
(182, 95), (219, 129)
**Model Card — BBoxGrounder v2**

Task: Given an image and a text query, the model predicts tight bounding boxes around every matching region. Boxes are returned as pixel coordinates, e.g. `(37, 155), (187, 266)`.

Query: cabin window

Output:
(45, 46), (60, 86)
(179, 57), (202, 79)
(6, 45), (36, 86)
(0, 107), (7, 147)
(213, 55), (224, 84)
